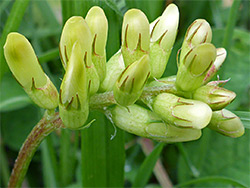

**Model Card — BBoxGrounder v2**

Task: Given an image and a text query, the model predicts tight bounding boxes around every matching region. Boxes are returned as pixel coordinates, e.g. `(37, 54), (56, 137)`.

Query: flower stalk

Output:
(8, 112), (63, 188)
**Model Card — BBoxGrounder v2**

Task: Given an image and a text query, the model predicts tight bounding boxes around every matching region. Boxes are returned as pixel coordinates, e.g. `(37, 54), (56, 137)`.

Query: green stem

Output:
(174, 176), (248, 188)
(0, 0), (30, 81)
(222, 0), (241, 52)
(8, 112), (63, 188)
(89, 84), (179, 110)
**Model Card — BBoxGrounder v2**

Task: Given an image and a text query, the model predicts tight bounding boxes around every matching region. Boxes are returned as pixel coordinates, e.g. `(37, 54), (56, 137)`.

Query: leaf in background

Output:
(212, 29), (250, 110)
(234, 111), (250, 129)
(178, 128), (250, 187)
(0, 0), (30, 81)
(132, 142), (165, 187)
(81, 110), (125, 187)
(1, 105), (40, 151)
(0, 73), (31, 112)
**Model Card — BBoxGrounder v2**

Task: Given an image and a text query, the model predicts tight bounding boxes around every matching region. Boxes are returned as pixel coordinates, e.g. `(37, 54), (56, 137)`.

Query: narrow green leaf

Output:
(132, 142), (165, 188)
(38, 48), (59, 64)
(103, 0), (124, 17)
(234, 111), (250, 129)
(176, 143), (200, 178)
(41, 139), (57, 188)
(0, 0), (30, 81)
(81, 111), (125, 187)
(174, 176), (248, 188)
(222, 0), (242, 53)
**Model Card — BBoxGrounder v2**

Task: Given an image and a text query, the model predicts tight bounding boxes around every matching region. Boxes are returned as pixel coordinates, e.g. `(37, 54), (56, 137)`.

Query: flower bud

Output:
(152, 93), (212, 129)
(150, 4), (179, 78)
(176, 43), (217, 91)
(193, 85), (236, 110)
(121, 9), (150, 67)
(113, 55), (150, 106)
(111, 104), (201, 142)
(208, 109), (245, 138)
(86, 6), (108, 81)
(60, 16), (99, 95)
(203, 48), (227, 84)
(4, 32), (58, 110)
(59, 42), (89, 129)
(180, 19), (212, 61)
(99, 51), (125, 92)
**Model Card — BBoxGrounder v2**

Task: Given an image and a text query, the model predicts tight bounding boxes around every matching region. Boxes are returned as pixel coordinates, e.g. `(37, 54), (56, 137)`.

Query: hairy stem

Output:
(8, 112), (63, 188)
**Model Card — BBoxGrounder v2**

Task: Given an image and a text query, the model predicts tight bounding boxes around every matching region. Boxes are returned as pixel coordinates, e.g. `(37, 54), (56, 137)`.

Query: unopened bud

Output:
(100, 51), (125, 92)
(203, 48), (227, 84)
(86, 6), (108, 81)
(60, 16), (100, 95)
(113, 55), (150, 106)
(208, 109), (245, 138)
(111, 104), (201, 142)
(4, 32), (58, 110)
(150, 4), (179, 78)
(176, 43), (217, 91)
(152, 93), (212, 129)
(193, 85), (236, 110)
(121, 9), (150, 66)
(180, 19), (212, 61)
(59, 42), (89, 129)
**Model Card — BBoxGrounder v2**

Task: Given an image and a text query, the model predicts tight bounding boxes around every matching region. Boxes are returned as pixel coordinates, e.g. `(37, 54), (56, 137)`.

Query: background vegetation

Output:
(0, 0), (249, 187)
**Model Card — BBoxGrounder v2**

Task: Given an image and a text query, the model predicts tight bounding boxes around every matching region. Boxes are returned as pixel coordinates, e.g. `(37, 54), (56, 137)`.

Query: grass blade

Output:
(234, 111), (250, 129)
(132, 141), (165, 187)
(81, 111), (125, 187)
(0, 0), (30, 81)
(174, 176), (248, 188)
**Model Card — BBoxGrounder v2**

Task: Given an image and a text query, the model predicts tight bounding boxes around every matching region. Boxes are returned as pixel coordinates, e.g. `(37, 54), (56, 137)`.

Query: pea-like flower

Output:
(121, 9), (150, 67)
(149, 3), (179, 78)
(113, 55), (150, 106)
(176, 43), (217, 91)
(4, 32), (58, 110)
(208, 109), (244, 138)
(60, 16), (99, 95)
(152, 93), (212, 129)
(86, 6), (108, 81)
(193, 84), (236, 110)
(59, 42), (89, 129)
(111, 104), (201, 142)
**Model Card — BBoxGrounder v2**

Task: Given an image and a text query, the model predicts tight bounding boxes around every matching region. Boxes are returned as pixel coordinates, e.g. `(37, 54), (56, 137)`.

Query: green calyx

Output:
(121, 9), (150, 66)
(111, 104), (201, 143)
(208, 109), (245, 138)
(4, 32), (58, 110)
(152, 93), (212, 129)
(59, 42), (89, 129)
(113, 55), (150, 106)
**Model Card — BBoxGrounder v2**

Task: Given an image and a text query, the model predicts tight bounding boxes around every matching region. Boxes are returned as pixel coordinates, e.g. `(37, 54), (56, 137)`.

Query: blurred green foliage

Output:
(0, 0), (249, 187)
